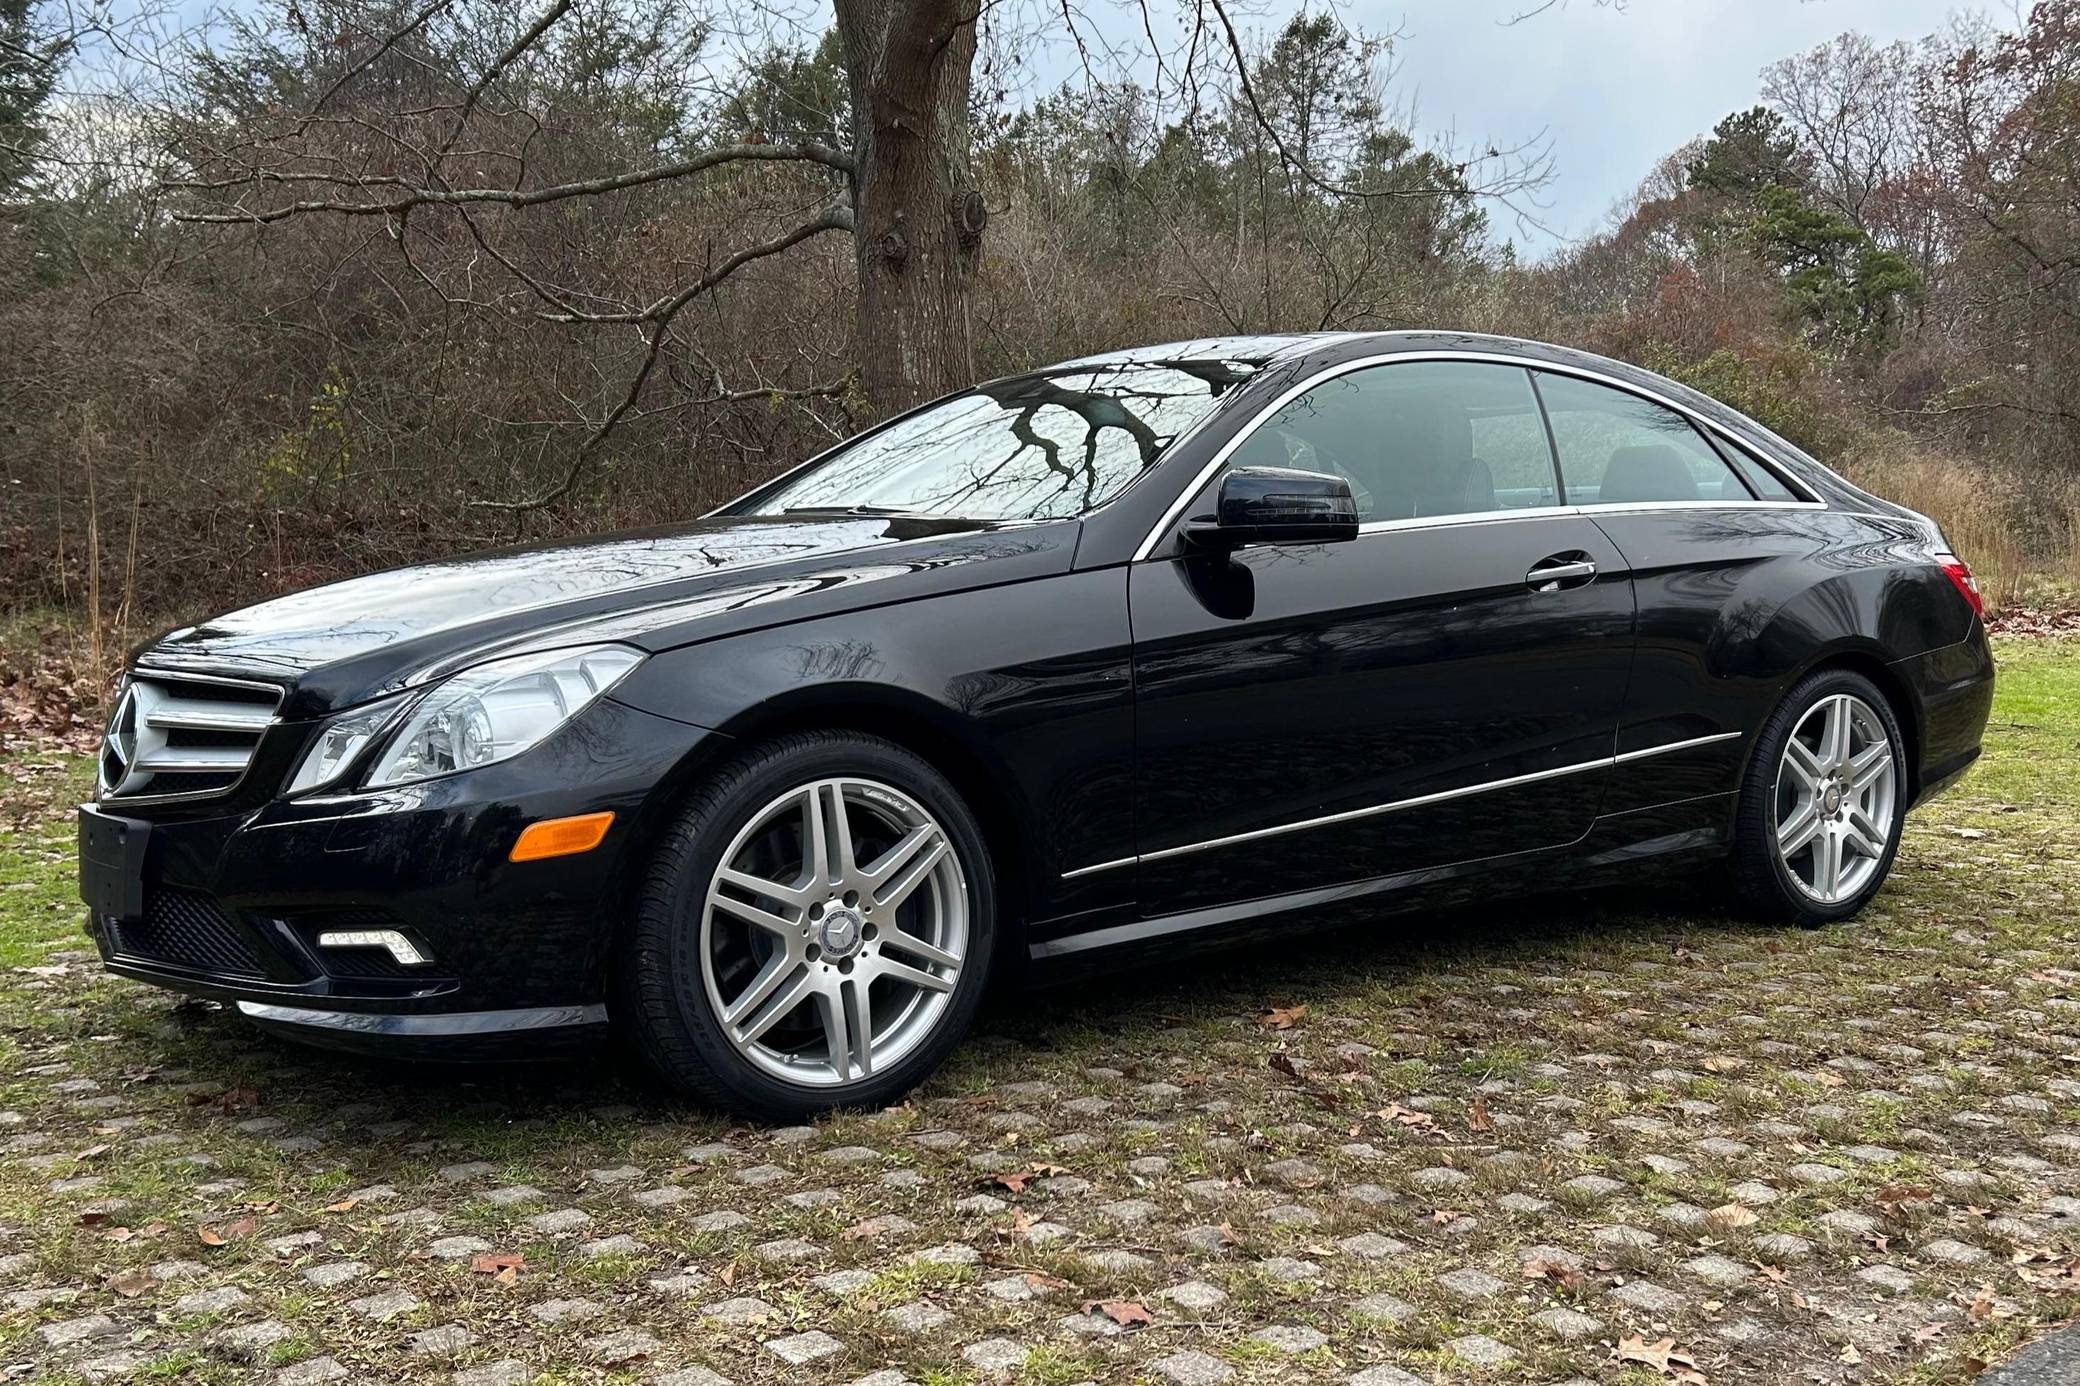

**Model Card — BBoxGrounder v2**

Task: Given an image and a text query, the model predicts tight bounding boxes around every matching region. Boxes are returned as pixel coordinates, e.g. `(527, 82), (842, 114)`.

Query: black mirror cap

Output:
(1187, 466), (1360, 549)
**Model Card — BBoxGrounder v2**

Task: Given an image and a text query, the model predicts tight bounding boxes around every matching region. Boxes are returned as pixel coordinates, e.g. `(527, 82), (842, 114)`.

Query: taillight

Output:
(1936, 552), (1985, 619)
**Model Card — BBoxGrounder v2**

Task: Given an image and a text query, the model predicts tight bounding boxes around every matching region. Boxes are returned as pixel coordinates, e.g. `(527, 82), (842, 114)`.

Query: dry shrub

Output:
(1840, 436), (2070, 611)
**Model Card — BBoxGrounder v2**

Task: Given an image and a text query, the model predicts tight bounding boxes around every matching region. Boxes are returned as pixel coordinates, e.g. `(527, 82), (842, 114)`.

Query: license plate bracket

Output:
(78, 805), (149, 922)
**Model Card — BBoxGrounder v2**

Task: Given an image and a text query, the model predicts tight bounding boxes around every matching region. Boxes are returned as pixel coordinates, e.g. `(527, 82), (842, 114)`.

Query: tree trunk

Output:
(834, 0), (984, 414)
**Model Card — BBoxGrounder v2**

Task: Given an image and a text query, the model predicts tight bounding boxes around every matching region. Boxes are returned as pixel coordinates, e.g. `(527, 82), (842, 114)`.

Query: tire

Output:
(619, 731), (996, 1118)
(1733, 667), (1909, 926)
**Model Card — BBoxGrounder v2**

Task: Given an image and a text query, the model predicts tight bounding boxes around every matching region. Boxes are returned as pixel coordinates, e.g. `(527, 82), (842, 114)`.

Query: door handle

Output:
(1526, 554), (1598, 592)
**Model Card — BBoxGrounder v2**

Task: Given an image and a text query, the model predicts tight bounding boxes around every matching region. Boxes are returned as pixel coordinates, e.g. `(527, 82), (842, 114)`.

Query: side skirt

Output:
(1026, 792), (1737, 965)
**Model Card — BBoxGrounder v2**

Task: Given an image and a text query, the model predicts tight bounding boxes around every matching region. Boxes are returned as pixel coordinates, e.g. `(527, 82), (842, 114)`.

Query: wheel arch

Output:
(621, 683), (1038, 975)
(1782, 644), (1924, 802)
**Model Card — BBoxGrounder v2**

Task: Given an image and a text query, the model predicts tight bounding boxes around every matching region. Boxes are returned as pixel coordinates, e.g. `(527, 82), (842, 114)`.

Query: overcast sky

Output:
(1320, 0), (1970, 258)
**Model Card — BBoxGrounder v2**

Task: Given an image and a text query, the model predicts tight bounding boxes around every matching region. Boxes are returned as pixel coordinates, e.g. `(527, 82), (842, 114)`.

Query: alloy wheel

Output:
(1774, 692), (1896, 904)
(698, 777), (968, 1087)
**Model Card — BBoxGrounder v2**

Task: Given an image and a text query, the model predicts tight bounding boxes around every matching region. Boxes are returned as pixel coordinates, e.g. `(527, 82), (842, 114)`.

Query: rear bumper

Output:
(1892, 621), (1995, 806)
(84, 697), (723, 1052)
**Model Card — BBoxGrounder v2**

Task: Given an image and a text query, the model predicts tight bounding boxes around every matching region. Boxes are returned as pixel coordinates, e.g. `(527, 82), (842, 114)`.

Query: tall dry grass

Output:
(1841, 437), (2080, 611)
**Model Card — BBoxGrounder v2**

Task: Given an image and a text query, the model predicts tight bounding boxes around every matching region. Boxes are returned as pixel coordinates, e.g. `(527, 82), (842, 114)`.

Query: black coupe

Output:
(82, 332), (1994, 1116)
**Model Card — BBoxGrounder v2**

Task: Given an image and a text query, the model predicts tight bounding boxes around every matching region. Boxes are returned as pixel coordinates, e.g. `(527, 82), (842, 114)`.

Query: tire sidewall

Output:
(642, 737), (995, 1117)
(1742, 669), (1908, 925)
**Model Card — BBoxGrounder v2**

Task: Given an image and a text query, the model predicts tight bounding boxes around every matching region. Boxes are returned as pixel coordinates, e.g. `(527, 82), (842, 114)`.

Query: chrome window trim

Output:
(1059, 731), (1742, 879)
(1129, 350), (1825, 562)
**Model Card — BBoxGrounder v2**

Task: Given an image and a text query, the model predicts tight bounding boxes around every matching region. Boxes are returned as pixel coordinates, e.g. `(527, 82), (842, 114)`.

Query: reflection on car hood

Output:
(134, 514), (1060, 715)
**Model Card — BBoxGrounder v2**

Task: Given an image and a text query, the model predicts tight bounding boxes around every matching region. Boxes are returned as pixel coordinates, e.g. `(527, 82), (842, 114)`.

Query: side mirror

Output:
(1185, 466), (1360, 549)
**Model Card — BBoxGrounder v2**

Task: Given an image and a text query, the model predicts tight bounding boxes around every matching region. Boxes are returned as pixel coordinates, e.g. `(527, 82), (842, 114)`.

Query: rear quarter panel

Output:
(1591, 506), (1979, 812)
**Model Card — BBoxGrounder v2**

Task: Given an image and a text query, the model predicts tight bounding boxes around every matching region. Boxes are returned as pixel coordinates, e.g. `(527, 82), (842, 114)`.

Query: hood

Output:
(136, 513), (1070, 716)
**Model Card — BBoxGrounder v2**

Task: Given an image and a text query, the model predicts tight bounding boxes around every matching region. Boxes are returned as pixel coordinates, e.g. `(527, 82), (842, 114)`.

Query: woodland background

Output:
(4, 0), (2080, 735)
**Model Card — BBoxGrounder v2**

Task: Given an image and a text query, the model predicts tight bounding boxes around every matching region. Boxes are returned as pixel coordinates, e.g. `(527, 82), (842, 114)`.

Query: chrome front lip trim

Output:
(1059, 731), (1743, 879)
(1128, 348), (1825, 563)
(236, 1000), (608, 1036)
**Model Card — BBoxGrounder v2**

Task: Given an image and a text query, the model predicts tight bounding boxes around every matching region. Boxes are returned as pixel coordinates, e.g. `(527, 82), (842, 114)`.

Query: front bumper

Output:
(83, 697), (723, 1052)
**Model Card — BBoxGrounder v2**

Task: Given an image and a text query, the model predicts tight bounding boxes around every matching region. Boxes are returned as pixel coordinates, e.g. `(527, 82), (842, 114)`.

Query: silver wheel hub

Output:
(1774, 692), (1896, 905)
(815, 907), (865, 960)
(698, 776), (968, 1088)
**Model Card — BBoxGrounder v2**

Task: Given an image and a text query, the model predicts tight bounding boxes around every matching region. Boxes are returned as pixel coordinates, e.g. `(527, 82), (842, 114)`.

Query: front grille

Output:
(98, 671), (282, 803)
(108, 887), (267, 978)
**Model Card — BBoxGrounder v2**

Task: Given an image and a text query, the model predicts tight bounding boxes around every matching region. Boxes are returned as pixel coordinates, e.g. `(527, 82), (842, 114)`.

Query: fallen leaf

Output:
(470, 1252), (524, 1277)
(1912, 1322), (1948, 1343)
(1701, 1055), (1744, 1073)
(1752, 1261), (1788, 1283)
(1840, 1342), (1862, 1364)
(1094, 1299), (1153, 1327)
(1614, 1333), (1707, 1383)
(1705, 1204), (1758, 1232)
(74, 1143), (110, 1161)
(105, 1270), (152, 1298)
(1468, 1094), (1494, 1133)
(1966, 1284), (1998, 1322)
(1523, 1256), (1586, 1290)
(1373, 1103), (1435, 1130)
(198, 1215), (257, 1247)
(323, 1198), (359, 1214)
(1259, 1004), (1308, 1030)
(1874, 1183), (1934, 1215)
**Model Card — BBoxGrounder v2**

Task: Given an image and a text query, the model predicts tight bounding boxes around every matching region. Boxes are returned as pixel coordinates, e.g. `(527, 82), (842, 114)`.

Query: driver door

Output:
(1128, 359), (1638, 914)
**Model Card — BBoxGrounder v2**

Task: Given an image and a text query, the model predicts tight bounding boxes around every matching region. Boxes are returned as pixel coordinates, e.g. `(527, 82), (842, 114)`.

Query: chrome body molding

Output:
(1058, 731), (1744, 879)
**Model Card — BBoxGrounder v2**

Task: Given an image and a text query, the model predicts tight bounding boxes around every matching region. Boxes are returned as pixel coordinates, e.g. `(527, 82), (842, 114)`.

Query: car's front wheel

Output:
(621, 732), (994, 1118)
(1733, 668), (1907, 926)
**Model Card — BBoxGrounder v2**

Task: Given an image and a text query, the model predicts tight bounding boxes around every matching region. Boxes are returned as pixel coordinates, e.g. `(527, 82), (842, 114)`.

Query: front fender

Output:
(607, 568), (1137, 923)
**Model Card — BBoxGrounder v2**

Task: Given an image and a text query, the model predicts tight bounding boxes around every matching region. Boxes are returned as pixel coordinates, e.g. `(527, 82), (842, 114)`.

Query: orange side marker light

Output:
(509, 811), (615, 862)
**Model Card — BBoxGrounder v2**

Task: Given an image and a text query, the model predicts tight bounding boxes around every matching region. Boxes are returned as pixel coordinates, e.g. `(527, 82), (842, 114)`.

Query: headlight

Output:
(285, 693), (411, 795)
(363, 644), (643, 789)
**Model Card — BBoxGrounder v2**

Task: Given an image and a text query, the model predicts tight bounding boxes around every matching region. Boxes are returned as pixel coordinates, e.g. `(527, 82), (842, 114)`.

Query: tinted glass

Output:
(1712, 435), (1800, 500)
(1219, 362), (1559, 522)
(749, 362), (1256, 521)
(1536, 372), (1754, 504)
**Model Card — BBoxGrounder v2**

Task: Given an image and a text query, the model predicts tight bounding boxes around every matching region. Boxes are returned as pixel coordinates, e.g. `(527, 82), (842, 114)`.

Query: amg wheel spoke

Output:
(709, 889), (797, 939)
(814, 984), (861, 1082)
(878, 927), (961, 970)
(1782, 737), (1826, 791)
(863, 824), (943, 888)
(842, 978), (871, 1078)
(1813, 826), (1843, 901)
(1820, 696), (1852, 770)
(722, 951), (801, 1026)
(876, 957), (954, 995)
(872, 832), (950, 914)
(1778, 800), (1821, 855)
(734, 967), (814, 1047)
(1849, 740), (1891, 792)
(814, 781), (857, 884)
(718, 866), (814, 911)
(1844, 808), (1886, 859)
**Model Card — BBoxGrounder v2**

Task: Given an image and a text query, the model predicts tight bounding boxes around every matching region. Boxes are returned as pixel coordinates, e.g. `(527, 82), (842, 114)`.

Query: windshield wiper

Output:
(782, 504), (939, 518)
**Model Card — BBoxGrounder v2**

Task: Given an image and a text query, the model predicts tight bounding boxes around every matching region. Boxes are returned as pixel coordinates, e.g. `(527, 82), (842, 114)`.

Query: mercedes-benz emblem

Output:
(98, 686), (141, 797)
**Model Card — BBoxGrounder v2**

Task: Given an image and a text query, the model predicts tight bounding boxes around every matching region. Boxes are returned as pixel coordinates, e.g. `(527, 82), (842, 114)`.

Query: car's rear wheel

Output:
(1734, 668), (1907, 926)
(620, 732), (994, 1118)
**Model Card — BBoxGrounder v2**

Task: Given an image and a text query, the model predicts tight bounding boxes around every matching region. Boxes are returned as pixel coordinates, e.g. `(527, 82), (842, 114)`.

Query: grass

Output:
(0, 637), (2078, 1384)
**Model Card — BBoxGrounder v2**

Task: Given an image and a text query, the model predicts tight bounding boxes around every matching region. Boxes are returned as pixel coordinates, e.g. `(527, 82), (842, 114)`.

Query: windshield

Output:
(740, 361), (1257, 522)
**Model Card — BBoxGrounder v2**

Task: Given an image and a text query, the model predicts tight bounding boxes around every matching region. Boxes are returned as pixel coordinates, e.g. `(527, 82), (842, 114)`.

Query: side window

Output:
(1220, 362), (1560, 522)
(1535, 372), (1756, 505)
(1711, 434), (1801, 500)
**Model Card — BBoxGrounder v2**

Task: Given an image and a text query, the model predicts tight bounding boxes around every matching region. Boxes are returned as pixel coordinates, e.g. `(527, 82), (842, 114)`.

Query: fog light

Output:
(509, 811), (615, 862)
(315, 929), (429, 966)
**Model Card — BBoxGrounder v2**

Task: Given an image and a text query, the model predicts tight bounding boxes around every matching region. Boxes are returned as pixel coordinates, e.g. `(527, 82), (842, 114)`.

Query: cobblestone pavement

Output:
(4, 638), (2079, 1386)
